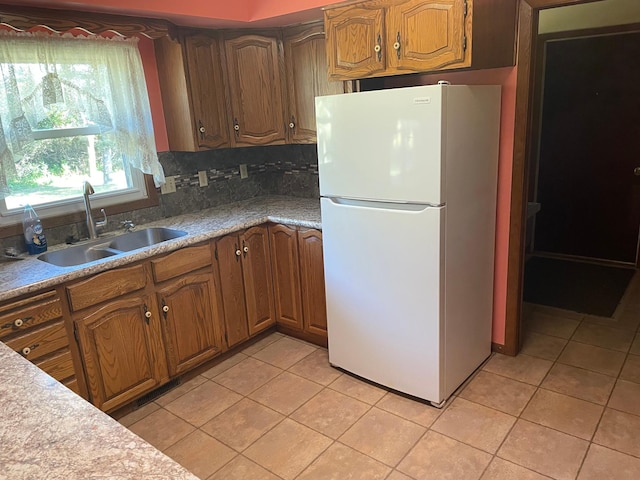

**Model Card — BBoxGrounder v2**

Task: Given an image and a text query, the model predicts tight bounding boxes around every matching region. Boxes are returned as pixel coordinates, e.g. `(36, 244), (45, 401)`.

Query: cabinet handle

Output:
(198, 120), (205, 138)
(233, 118), (240, 136)
(143, 304), (151, 324)
(14, 318), (24, 327)
(235, 244), (241, 261)
(242, 240), (248, 258)
(21, 343), (38, 357)
(289, 116), (296, 130)
(161, 299), (169, 320)
(394, 32), (401, 59)
(2, 316), (31, 330)
(375, 33), (382, 61)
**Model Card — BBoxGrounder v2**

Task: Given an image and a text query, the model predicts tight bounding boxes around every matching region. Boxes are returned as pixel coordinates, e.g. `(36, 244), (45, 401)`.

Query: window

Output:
(0, 28), (165, 227)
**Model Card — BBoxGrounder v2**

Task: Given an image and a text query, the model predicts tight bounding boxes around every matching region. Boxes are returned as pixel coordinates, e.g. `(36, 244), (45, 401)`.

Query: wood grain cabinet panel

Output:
(298, 229), (328, 337)
(0, 291), (62, 340)
(5, 320), (68, 362)
(224, 34), (286, 146)
(269, 224), (303, 330)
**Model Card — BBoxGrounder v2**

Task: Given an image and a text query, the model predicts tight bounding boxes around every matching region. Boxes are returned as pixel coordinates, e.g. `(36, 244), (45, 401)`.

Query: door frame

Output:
(504, 0), (605, 356)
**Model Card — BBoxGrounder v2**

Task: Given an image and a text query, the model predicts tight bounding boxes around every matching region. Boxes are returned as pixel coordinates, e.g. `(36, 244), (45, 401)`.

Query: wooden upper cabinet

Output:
(386, 0), (467, 72)
(284, 23), (349, 144)
(223, 34), (286, 146)
(325, 5), (386, 80)
(325, 0), (516, 80)
(155, 33), (229, 151)
(183, 34), (230, 149)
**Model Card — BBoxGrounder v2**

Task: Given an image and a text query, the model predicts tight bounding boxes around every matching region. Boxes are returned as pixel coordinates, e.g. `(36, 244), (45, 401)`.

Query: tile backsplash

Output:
(2, 144), (319, 252)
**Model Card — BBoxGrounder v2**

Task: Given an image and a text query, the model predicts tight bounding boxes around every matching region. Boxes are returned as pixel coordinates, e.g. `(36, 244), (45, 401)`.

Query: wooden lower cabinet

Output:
(74, 295), (168, 412)
(298, 229), (328, 337)
(269, 224), (303, 330)
(216, 225), (276, 348)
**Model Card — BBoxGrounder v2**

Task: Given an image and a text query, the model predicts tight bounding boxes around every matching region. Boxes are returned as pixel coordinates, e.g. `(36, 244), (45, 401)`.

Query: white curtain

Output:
(0, 30), (165, 197)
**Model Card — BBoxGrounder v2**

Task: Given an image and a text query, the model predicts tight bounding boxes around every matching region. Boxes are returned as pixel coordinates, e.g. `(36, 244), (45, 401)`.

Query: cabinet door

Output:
(224, 34), (286, 146)
(386, 0), (468, 72)
(216, 235), (250, 348)
(298, 229), (328, 337)
(325, 4), (386, 80)
(74, 296), (167, 412)
(156, 272), (223, 377)
(184, 34), (230, 149)
(241, 226), (276, 335)
(269, 225), (303, 330)
(283, 24), (346, 144)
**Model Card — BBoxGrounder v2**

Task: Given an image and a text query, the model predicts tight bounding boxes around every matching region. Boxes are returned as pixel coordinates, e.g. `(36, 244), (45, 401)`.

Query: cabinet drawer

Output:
(151, 243), (212, 283)
(5, 320), (69, 361)
(66, 264), (147, 311)
(35, 349), (75, 382)
(63, 378), (79, 394)
(0, 292), (62, 340)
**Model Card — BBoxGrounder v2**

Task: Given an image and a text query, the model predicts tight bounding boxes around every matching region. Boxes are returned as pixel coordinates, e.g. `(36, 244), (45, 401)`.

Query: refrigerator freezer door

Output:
(316, 85), (445, 204)
(321, 197), (444, 402)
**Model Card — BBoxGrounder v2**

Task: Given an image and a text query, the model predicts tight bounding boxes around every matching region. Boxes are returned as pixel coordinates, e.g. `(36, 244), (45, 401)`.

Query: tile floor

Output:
(117, 273), (640, 480)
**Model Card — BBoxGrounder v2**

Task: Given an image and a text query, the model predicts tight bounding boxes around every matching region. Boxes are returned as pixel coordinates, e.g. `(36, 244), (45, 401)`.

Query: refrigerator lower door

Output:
(321, 197), (445, 402)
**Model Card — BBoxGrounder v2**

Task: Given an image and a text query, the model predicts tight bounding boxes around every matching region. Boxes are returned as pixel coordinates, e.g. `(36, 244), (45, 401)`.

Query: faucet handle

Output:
(96, 208), (107, 230)
(120, 220), (135, 232)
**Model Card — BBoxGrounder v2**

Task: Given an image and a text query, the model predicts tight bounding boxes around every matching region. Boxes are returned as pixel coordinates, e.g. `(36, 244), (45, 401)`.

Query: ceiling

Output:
(0, 0), (341, 28)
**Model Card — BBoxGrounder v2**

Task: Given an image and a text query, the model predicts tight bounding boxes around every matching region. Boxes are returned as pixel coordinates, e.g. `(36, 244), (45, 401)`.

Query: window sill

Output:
(0, 175), (159, 239)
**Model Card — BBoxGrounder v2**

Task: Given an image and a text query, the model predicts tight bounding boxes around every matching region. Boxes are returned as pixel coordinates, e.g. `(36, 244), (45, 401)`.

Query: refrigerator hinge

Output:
(463, 36), (467, 51)
(463, 0), (468, 18)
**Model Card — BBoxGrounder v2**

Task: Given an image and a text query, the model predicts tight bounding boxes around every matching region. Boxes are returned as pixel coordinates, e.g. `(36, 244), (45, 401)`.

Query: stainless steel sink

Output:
(37, 227), (188, 267)
(108, 227), (187, 252)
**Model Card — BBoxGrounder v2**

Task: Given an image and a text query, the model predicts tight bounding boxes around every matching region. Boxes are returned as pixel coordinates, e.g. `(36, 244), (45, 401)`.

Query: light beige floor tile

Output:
(207, 455), (280, 480)
(164, 429), (236, 479)
(244, 418), (332, 480)
(527, 311), (581, 339)
(339, 407), (425, 467)
(460, 371), (537, 416)
(578, 444), (640, 480)
(251, 336), (316, 369)
(571, 322), (633, 352)
(201, 398), (283, 452)
(288, 349), (342, 386)
(630, 333), (640, 355)
(620, 353), (640, 383)
(117, 401), (160, 427)
(520, 331), (568, 361)
(128, 408), (195, 451)
(290, 388), (370, 439)
(497, 419), (589, 480)
(582, 311), (640, 332)
(521, 389), (603, 440)
(558, 342), (626, 377)
(241, 333), (284, 356)
(532, 304), (584, 320)
(397, 430), (492, 480)
(164, 381), (242, 427)
(480, 457), (550, 480)
(297, 443), (390, 480)
(386, 471), (413, 480)
(541, 363), (616, 405)
(611, 309), (640, 331)
(594, 408), (640, 457)
(249, 372), (323, 415)
(608, 379), (640, 416)
(431, 397), (516, 454)
(201, 353), (248, 379)
(154, 375), (208, 407)
(327, 374), (387, 404)
(376, 392), (442, 427)
(482, 353), (553, 386)
(213, 357), (282, 395)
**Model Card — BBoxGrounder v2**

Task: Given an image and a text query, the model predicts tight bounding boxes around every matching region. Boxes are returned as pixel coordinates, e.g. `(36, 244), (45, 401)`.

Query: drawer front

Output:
(35, 349), (75, 382)
(66, 264), (147, 311)
(0, 295), (63, 340)
(5, 320), (69, 361)
(151, 243), (212, 283)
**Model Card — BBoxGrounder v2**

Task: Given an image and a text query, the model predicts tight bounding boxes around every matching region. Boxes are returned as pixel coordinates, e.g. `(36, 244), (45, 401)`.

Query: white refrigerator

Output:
(316, 84), (501, 407)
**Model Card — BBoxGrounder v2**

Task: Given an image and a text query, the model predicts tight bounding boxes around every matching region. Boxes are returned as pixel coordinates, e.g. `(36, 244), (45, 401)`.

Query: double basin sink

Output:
(38, 227), (188, 267)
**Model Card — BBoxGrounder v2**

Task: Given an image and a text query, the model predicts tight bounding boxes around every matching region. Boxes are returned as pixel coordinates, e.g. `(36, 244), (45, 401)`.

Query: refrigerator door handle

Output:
(326, 196), (443, 211)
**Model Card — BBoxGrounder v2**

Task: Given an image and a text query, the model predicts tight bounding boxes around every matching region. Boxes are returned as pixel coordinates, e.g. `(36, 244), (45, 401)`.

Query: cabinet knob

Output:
(234, 124), (240, 131)
(145, 311), (152, 319)
(243, 246), (249, 253)
(198, 120), (206, 139)
(199, 126), (205, 133)
(14, 318), (24, 327)
(393, 42), (400, 50)
(162, 305), (169, 313)
(22, 346), (31, 356)
(374, 44), (381, 53)
(375, 33), (382, 61)
(235, 249), (242, 256)
(289, 122), (295, 129)
(394, 32), (401, 59)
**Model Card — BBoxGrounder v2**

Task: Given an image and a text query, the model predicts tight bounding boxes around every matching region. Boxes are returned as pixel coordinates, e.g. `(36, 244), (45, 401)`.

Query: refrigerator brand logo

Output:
(413, 97), (431, 104)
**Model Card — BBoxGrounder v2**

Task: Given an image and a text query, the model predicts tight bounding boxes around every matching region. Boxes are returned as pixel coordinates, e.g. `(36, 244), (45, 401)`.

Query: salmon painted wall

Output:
(381, 68), (517, 345)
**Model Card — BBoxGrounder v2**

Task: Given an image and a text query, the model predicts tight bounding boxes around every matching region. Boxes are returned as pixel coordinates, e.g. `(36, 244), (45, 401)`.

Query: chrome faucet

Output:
(82, 181), (107, 239)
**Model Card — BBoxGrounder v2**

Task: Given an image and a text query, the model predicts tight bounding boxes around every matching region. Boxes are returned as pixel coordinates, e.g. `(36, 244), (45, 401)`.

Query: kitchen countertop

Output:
(0, 341), (198, 479)
(0, 195), (321, 303)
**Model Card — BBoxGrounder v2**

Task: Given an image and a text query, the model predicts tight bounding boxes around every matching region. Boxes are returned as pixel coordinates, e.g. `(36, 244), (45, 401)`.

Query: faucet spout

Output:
(83, 181), (106, 239)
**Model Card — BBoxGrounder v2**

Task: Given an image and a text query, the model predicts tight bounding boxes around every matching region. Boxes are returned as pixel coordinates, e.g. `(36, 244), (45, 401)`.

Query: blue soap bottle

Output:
(23, 204), (47, 255)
